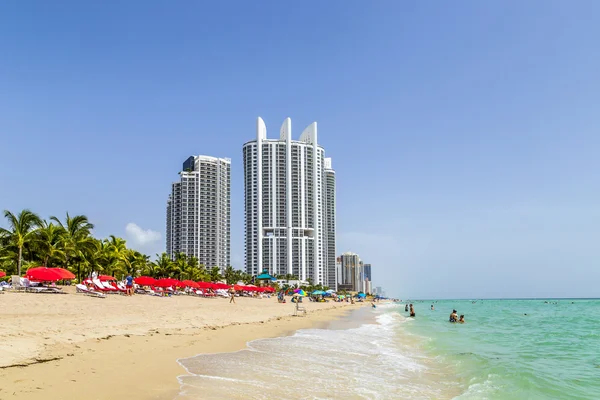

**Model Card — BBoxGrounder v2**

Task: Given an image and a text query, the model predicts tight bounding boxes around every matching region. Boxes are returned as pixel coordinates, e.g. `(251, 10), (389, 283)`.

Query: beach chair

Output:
(109, 282), (127, 293)
(294, 302), (307, 317)
(76, 284), (106, 298)
(93, 279), (117, 293)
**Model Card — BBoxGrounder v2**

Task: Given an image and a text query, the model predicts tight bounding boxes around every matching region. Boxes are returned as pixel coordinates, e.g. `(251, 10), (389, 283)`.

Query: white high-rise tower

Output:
(243, 117), (336, 286)
(166, 155), (231, 270)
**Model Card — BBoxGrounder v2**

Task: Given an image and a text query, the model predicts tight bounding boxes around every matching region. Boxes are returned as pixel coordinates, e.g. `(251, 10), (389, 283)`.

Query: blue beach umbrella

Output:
(312, 290), (326, 295)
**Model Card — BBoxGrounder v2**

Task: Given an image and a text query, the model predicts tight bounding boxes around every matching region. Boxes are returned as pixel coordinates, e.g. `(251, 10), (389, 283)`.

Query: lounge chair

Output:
(109, 282), (127, 293)
(92, 279), (117, 293)
(25, 281), (65, 294)
(76, 284), (106, 298)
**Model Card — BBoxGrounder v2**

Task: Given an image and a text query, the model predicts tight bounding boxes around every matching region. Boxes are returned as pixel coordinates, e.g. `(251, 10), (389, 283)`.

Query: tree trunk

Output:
(17, 246), (23, 276)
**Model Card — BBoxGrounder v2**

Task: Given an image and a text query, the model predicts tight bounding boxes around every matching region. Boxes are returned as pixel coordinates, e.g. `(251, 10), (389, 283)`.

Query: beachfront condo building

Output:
(337, 252), (374, 293)
(243, 117), (336, 287)
(166, 155), (231, 270)
(363, 264), (372, 281)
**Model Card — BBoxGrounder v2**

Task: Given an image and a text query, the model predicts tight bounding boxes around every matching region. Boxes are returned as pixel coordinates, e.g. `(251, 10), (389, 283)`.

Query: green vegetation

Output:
(0, 209), (245, 282)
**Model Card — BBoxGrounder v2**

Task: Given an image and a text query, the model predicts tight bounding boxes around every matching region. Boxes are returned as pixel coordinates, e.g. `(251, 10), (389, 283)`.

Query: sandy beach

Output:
(0, 288), (359, 400)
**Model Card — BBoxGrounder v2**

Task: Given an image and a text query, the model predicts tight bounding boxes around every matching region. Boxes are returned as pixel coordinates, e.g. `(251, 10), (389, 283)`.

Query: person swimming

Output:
(458, 315), (465, 323)
(431, 304), (434, 311)
(409, 304), (415, 317)
(449, 310), (458, 322)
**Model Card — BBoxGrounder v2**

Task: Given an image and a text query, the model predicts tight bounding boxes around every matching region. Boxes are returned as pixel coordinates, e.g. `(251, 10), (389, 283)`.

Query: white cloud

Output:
(125, 223), (161, 246)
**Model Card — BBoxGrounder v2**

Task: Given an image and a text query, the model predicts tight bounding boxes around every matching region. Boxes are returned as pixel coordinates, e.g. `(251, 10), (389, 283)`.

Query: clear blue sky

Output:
(1, 1), (599, 299)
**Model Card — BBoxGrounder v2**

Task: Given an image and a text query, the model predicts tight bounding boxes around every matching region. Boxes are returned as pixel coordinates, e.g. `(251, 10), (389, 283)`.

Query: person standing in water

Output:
(449, 310), (458, 322)
(409, 304), (415, 317)
(431, 304), (434, 311)
(458, 315), (465, 323)
(405, 304), (409, 312)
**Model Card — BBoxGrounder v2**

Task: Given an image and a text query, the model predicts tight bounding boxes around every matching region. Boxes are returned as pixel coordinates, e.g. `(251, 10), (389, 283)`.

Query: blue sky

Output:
(1, 1), (599, 299)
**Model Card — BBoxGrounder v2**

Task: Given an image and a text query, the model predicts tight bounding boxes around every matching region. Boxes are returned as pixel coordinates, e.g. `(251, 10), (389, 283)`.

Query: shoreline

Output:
(0, 290), (362, 400)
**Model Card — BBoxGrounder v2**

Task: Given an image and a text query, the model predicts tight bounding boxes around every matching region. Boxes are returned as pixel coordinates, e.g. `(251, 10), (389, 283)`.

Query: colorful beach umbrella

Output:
(0, 271), (6, 278)
(294, 289), (306, 296)
(98, 275), (116, 281)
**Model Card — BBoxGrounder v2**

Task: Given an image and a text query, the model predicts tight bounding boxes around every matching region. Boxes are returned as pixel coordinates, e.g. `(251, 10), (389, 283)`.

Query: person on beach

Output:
(409, 304), (415, 317)
(458, 315), (465, 323)
(431, 304), (434, 311)
(229, 286), (236, 303)
(126, 274), (133, 296)
(449, 310), (458, 322)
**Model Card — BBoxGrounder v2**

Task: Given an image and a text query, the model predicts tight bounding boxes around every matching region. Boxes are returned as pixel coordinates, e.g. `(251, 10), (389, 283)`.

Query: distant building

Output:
(243, 117), (336, 286)
(337, 252), (373, 292)
(363, 264), (372, 281)
(166, 155), (231, 270)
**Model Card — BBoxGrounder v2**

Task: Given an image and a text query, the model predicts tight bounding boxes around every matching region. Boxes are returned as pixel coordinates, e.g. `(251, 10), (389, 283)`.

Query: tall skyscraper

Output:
(243, 117), (336, 285)
(363, 264), (372, 281)
(166, 155), (231, 270)
(324, 158), (336, 289)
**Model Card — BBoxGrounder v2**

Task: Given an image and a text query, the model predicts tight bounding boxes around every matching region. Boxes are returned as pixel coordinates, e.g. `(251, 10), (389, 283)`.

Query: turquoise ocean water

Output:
(404, 299), (600, 399)
(177, 300), (600, 399)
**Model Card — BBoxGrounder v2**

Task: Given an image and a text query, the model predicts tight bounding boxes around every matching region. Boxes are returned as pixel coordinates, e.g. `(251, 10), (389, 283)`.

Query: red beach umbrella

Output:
(233, 284), (245, 291)
(155, 278), (179, 288)
(181, 280), (199, 288)
(49, 268), (76, 280)
(0, 271), (6, 278)
(98, 275), (116, 281)
(134, 276), (156, 286)
(215, 283), (229, 290)
(196, 281), (211, 288)
(26, 267), (62, 281)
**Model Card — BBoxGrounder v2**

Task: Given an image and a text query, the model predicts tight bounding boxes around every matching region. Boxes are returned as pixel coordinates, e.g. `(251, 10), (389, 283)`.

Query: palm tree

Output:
(36, 220), (66, 267)
(105, 235), (128, 276)
(172, 252), (188, 280)
(0, 209), (42, 276)
(150, 252), (172, 278)
(223, 266), (237, 284)
(209, 266), (222, 282)
(51, 213), (95, 274)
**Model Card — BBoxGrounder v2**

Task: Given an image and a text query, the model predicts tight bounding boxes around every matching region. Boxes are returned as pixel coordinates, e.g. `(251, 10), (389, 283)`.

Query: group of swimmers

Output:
(404, 303), (465, 323)
(449, 309), (465, 323)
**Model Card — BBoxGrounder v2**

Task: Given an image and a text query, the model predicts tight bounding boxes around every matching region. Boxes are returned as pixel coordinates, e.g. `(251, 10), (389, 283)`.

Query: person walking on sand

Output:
(126, 274), (133, 296)
(229, 286), (236, 304)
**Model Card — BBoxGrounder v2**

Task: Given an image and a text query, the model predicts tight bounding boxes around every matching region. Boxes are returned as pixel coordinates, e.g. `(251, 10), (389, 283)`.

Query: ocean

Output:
(176, 300), (600, 399)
